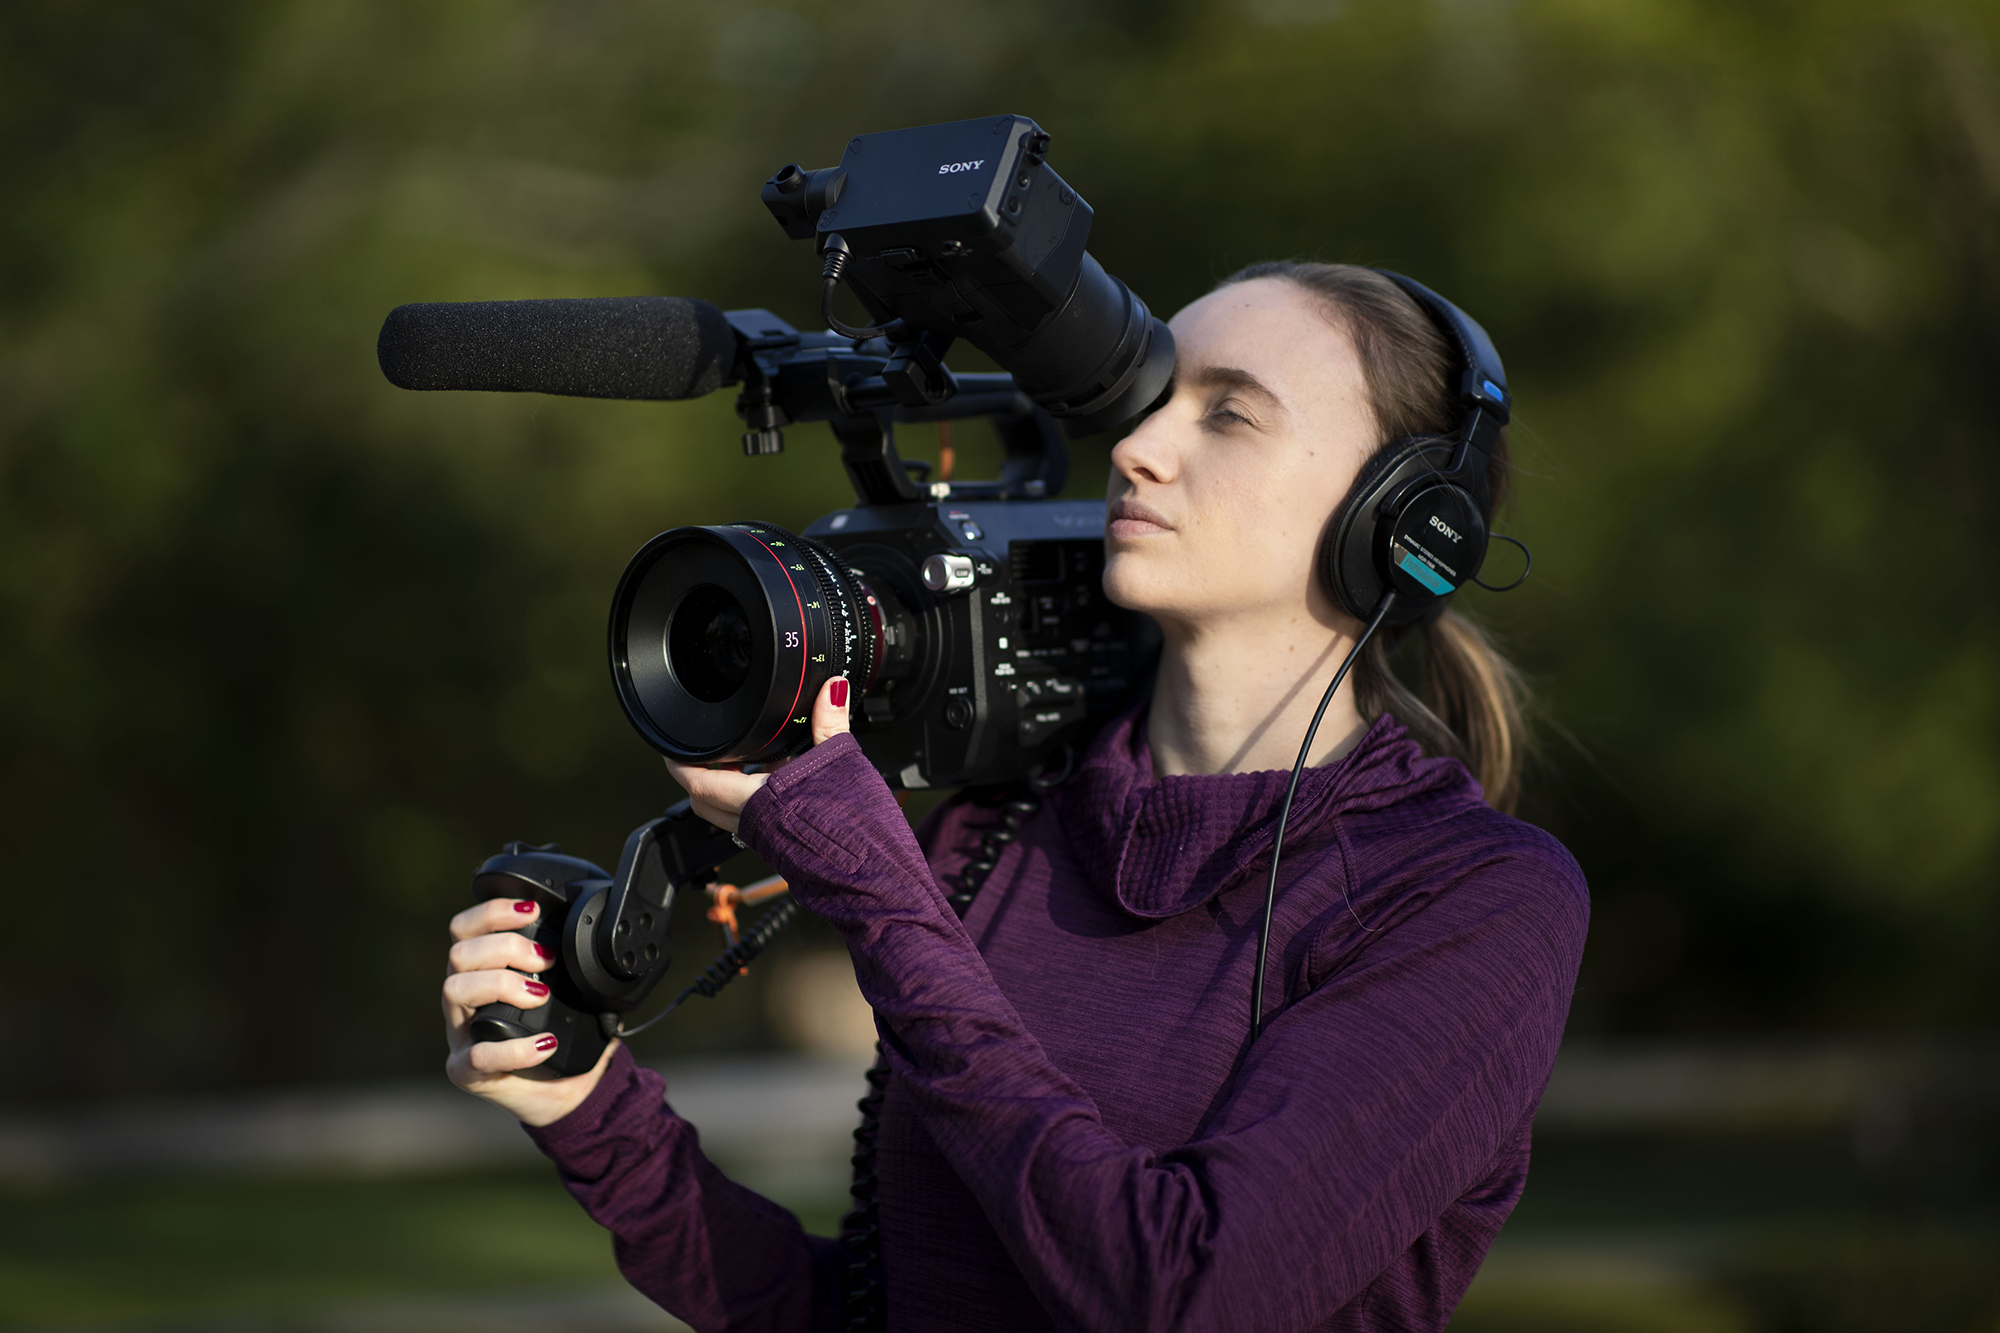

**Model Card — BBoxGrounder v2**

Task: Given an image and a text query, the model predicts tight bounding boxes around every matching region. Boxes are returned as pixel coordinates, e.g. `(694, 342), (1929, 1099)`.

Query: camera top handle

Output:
(725, 307), (1068, 506)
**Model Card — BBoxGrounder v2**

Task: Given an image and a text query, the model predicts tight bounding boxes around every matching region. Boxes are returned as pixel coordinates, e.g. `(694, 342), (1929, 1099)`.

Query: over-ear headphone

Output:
(1319, 271), (1513, 627)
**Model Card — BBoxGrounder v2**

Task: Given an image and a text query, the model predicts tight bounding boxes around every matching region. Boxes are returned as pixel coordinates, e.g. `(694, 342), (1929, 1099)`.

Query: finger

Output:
(662, 756), (707, 791)
(450, 897), (539, 942)
(448, 932), (556, 976)
(447, 1032), (560, 1085)
(668, 759), (766, 805)
(811, 675), (852, 746)
(686, 794), (742, 836)
(666, 760), (770, 835)
(442, 968), (552, 1014)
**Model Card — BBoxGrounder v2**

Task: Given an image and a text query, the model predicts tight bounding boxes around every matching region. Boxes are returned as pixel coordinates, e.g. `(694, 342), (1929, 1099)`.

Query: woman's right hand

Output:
(442, 897), (617, 1127)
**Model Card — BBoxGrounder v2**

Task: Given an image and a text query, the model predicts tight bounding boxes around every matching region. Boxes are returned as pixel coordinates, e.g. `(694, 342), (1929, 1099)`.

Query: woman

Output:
(441, 263), (1589, 1332)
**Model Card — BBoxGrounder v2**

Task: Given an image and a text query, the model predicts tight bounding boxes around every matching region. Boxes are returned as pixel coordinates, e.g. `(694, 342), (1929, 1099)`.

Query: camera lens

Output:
(609, 522), (903, 763)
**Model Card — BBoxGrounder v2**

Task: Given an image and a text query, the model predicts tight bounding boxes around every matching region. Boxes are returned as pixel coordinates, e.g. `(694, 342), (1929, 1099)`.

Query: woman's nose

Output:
(1110, 407), (1179, 487)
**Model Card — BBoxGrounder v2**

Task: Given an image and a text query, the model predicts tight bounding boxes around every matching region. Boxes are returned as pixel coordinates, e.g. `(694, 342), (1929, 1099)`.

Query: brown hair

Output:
(1223, 261), (1530, 812)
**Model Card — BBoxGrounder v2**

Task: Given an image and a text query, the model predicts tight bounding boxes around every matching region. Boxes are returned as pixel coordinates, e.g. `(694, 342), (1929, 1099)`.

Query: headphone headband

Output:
(1371, 269), (1511, 439)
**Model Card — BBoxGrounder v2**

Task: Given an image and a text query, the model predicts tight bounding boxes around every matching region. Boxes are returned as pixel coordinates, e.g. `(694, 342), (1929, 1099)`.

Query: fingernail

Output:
(830, 677), (849, 709)
(512, 900), (536, 915)
(524, 980), (549, 997)
(534, 1034), (558, 1051)
(532, 943), (553, 959)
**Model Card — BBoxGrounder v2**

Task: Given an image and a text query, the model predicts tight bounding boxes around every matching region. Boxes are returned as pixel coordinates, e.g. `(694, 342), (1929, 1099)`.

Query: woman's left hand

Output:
(665, 676), (850, 835)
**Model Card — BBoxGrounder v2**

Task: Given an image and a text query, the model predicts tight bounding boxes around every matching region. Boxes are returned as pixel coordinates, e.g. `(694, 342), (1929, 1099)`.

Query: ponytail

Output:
(1354, 608), (1528, 813)
(1223, 260), (1533, 812)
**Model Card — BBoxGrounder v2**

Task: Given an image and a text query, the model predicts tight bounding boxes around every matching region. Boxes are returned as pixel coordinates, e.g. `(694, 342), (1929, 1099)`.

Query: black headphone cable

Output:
(1249, 589), (1398, 1043)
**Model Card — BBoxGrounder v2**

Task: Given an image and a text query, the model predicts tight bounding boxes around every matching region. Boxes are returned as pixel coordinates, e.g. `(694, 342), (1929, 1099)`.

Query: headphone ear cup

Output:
(1319, 437), (1429, 619)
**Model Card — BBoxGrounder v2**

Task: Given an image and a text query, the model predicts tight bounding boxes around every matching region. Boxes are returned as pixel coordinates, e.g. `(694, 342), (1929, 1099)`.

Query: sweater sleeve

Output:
(738, 734), (1586, 1333)
(522, 1042), (845, 1332)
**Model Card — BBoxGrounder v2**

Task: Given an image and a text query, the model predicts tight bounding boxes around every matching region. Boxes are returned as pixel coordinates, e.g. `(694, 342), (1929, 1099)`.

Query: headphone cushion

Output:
(1318, 436), (1434, 618)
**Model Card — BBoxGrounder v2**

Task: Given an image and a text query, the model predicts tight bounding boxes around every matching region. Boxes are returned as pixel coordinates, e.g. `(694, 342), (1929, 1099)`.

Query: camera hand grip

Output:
(469, 990), (609, 1080)
(465, 843), (621, 1080)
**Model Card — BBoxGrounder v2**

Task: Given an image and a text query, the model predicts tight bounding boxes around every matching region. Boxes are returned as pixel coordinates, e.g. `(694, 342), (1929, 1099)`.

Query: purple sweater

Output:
(527, 710), (1589, 1332)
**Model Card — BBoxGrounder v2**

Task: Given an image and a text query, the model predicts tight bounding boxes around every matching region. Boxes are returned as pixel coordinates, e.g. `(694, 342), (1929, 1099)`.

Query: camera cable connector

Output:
(613, 878), (799, 1041)
(820, 234), (903, 342)
(706, 875), (792, 954)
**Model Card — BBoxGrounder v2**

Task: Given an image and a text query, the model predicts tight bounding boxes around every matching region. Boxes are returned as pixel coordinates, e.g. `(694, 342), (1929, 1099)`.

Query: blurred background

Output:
(4, 1), (1998, 1329)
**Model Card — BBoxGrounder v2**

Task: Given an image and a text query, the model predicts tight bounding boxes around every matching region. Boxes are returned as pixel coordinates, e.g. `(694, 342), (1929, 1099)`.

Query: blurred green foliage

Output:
(3, 0), (1997, 1100)
(0, 1170), (629, 1322)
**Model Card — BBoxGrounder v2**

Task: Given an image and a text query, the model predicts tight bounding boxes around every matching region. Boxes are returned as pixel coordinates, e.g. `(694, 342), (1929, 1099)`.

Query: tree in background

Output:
(2, 0), (1994, 1099)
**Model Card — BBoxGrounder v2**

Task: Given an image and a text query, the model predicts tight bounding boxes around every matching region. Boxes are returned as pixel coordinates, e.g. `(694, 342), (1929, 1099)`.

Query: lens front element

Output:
(668, 583), (754, 703)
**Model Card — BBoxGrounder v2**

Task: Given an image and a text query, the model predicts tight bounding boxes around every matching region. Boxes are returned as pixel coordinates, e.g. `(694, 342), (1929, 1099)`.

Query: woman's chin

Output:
(1101, 559), (1174, 617)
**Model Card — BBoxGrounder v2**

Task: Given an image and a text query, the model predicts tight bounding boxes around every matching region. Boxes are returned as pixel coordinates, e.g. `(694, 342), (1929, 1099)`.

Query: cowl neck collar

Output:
(1049, 706), (1478, 920)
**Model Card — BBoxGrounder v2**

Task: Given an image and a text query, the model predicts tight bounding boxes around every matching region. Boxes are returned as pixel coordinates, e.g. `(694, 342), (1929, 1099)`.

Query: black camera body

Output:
(607, 115), (1178, 791)
(803, 500), (1144, 788)
(610, 496), (1155, 791)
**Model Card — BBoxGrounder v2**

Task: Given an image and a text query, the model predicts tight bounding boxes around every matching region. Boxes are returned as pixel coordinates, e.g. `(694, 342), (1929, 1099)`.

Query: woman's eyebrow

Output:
(1188, 364), (1285, 415)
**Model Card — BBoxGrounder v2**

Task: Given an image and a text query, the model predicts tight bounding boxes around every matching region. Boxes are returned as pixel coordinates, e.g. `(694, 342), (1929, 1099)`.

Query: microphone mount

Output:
(722, 309), (1068, 507)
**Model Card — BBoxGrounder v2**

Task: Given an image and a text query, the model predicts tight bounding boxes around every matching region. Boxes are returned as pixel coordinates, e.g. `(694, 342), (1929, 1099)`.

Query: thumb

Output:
(811, 675), (852, 746)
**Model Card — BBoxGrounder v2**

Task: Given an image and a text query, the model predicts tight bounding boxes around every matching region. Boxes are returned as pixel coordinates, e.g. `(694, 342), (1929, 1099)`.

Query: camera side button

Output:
(921, 552), (977, 593)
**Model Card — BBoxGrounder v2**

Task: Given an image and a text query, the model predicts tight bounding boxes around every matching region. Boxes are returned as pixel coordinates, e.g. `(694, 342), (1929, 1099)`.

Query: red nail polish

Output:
(534, 1034), (558, 1051)
(532, 943), (553, 959)
(830, 677), (849, 709)
(524, 980), (549, 997)
(512, 900), (536, 915)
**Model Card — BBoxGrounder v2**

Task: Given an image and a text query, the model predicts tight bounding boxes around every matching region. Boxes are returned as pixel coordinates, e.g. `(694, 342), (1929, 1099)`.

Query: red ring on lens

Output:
(733, 527), (810, 754)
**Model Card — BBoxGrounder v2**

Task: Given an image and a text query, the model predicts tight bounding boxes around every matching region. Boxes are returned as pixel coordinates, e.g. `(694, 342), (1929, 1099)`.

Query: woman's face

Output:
(1103, 278), (1379, 635)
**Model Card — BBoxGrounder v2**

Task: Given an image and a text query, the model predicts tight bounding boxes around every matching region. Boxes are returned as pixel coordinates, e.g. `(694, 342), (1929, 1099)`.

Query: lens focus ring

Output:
(774, 527), (871, 688)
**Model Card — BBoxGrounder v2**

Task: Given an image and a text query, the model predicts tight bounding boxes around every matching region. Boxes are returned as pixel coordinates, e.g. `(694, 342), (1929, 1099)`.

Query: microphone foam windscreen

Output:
(377, 297), (736, 400)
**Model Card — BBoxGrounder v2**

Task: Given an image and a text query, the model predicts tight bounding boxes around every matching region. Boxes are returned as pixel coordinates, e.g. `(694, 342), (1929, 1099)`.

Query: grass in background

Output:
(6, 1135), (1998, 1330)
(0, 1168), (845, 1327)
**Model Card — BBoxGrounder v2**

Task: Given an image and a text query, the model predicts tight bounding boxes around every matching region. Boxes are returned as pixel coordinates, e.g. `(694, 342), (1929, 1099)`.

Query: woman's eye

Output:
(1205, 403), (1253, 427)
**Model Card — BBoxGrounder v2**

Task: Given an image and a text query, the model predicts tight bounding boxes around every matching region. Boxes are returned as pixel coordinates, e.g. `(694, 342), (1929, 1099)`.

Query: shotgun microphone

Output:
(376, 296), (738, 401)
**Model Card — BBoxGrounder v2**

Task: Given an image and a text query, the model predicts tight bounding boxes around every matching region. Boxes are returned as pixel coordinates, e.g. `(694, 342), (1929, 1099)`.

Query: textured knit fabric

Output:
(526, 708), (1590, 1332)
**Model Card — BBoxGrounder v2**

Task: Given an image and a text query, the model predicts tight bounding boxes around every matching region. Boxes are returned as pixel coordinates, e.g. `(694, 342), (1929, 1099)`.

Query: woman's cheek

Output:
(1212, 515), (1314, 610)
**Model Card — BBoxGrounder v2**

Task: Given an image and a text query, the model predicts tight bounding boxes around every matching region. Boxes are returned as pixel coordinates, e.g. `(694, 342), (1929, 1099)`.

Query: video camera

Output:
(379, 116), (1174, 1073)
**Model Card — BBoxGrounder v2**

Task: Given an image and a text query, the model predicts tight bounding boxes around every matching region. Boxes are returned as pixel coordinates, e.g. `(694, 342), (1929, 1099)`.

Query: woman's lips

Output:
(1107, 499), (1173, 539)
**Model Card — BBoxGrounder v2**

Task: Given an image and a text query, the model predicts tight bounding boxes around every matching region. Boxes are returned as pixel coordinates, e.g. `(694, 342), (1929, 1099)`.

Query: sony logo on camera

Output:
(936, 158), (986, 175)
